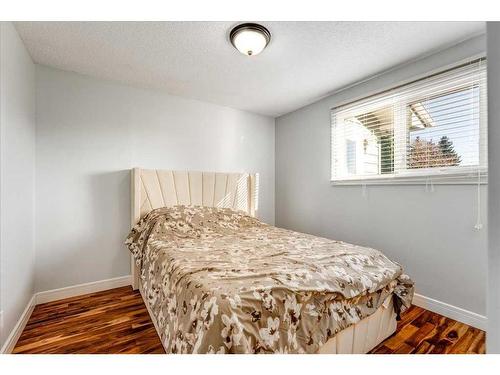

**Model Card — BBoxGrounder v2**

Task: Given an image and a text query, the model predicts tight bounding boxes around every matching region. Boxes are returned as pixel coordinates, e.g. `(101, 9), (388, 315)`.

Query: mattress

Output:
(126, 205), (413, 354)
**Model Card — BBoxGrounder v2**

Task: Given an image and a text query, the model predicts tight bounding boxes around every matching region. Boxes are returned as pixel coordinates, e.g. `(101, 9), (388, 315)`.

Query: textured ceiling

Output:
(15, 22), (485, 117)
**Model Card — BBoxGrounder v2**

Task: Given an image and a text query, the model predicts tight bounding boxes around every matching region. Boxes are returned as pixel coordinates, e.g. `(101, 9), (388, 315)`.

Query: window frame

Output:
(330, 57), (488, 186)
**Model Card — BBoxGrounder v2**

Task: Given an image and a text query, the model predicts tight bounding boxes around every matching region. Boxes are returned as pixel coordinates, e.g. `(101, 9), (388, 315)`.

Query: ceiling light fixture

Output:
(230, 23), (271, 56)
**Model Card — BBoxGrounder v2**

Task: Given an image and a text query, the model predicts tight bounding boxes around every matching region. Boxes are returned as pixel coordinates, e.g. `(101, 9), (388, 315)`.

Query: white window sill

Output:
(331, 172), (488, 186)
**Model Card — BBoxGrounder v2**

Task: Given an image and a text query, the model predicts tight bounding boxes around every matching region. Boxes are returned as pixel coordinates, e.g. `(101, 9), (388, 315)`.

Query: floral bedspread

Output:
(126, 206), (414, 354)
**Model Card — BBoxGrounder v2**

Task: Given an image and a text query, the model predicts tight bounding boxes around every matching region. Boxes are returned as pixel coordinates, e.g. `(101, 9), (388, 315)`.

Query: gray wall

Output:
(35, 65), (275, 292)
(276, 35), (487, 316)
(487, 22), (500, 353)
(0, 22), (36, 347)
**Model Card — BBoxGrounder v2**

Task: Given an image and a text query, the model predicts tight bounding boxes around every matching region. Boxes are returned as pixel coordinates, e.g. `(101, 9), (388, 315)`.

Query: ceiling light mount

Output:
(230, 23), (271, 56)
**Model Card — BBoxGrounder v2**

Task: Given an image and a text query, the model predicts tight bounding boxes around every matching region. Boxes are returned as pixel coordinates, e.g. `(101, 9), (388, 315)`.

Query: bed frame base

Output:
(318, 296), (397, 354)
(140, 276), (396, 354)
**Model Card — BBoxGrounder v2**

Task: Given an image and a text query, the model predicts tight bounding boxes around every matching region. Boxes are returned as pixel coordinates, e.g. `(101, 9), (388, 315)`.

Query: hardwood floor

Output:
(13, 286), (485, 354)
(370, 305), (485, 354)
(13, 286), (164, 354)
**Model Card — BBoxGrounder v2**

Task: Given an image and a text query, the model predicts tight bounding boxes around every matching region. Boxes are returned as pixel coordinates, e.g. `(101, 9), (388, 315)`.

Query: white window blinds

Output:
(331, 58), (487, 184)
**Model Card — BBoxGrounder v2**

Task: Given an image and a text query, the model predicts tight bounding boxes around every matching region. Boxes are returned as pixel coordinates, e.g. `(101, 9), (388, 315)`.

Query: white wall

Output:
(487, 22), (500, 353)
(0, 22), (36, 347)
(276, 35), (487, 316)
(35, 65), (275, 292)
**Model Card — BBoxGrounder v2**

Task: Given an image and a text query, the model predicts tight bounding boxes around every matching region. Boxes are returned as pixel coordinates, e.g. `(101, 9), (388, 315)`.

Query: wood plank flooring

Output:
(370, 305), (485, 354)
(12, 286), (485, 354)
(13, 286), (164, 354)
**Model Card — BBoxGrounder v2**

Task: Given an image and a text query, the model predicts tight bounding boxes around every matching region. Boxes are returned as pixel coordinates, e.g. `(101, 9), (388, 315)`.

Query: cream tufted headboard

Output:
(130, 168), (258, 289)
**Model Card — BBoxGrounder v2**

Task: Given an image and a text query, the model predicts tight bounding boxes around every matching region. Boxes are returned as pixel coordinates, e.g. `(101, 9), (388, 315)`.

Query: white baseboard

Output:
(412, 293), (487, 331)
(0, 295), (36, 354)
(35, 275), (132, 305)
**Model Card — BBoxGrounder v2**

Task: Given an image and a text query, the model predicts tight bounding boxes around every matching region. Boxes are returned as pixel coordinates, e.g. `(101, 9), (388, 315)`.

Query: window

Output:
(331, 59), (487, 184)
(346, 140), (357, 174)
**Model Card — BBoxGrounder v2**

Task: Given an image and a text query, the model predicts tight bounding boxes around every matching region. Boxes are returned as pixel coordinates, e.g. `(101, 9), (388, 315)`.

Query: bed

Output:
(126, 168), (414, 354)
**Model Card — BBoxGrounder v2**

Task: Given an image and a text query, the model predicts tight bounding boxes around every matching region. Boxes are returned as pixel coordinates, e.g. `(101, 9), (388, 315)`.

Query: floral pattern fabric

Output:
(125, 206), (414, 354)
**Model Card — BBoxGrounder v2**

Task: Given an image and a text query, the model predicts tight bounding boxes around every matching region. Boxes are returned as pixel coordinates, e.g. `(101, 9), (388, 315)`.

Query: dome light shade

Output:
(230, 23), (271, 56)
